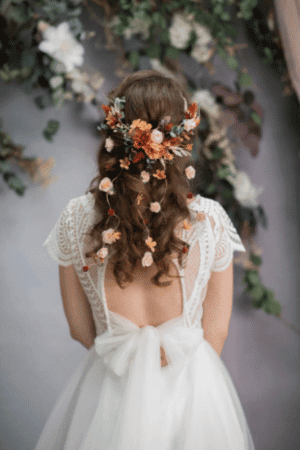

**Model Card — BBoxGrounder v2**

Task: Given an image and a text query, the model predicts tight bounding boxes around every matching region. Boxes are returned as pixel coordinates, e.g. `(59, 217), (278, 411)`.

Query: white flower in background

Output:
(169, 13), (193, 49)
(38, 21), (84, 72)
(122, 12), (151, 40)
(227, 171), (264, 208)
(66, 68), (94, 102)
(190, 45), (212, 63)
(105, 137), (114, 152)
(193, 23), (213, 47)
(50, 60), (66, 73)
(192, 89), (221, 119)
(49, 75), (64, 89)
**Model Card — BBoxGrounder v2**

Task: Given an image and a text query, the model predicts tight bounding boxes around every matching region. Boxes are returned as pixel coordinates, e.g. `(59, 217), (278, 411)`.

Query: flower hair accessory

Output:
(82, 95), (200, 272)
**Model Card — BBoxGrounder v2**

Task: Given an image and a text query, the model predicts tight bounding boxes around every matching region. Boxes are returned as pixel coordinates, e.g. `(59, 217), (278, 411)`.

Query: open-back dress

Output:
(36, 192), (255, 450)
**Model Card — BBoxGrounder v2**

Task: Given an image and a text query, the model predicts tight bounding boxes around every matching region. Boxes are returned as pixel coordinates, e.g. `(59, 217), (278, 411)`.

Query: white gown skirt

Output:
(34, 319), (255, 450)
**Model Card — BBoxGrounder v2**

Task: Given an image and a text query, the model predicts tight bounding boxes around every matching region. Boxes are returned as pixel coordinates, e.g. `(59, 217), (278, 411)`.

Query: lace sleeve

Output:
(212, 201), (246, 272)
(42, 199), (74, 266)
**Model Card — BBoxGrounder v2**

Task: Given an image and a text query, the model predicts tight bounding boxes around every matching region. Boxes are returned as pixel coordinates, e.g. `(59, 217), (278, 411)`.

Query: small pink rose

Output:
(150, 202), (161, 213)
(97, 247), (108, 258)
(141, 170), (150, 183)
(142, 251), (153, 267)
(185, 165), (196, 180)
(105, 137), (114, 152)
(102, 228), (116, 244)
(151, 129), (164, 144)
(99, 177), (113, 192)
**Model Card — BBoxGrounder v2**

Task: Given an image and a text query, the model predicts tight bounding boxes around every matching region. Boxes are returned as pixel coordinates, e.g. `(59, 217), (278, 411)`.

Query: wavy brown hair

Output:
(84, 70), (197, 289)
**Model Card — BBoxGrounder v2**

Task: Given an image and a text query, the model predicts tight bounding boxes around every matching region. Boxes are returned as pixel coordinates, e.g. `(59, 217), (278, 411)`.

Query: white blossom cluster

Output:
(169, 13), (214, 63)
(110, 13), (152, 40)
(38, 21), (84, 72)
(192, 89), (221, 119)
(227, 171), (264, 208)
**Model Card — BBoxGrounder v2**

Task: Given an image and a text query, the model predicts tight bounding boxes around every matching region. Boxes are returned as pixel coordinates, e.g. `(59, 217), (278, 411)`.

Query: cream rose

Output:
(102, 228), (116, 244)
(151, 129), (164, 144)
(184, 118), (197, 132)
(150, 202), (161, 213)
(105, 137), (114, 152)
(141, 171), (150, 183)
(142, 251), (153, 267)
(97, 247), (108, 258)
(99, 177), (113, 192)
(185, 166), (196, 180)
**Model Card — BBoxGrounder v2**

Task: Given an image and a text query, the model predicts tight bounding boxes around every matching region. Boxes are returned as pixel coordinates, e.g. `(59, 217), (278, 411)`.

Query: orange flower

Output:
(101, 105), (111, 115)
(185, 102), (198, 119)
(145, 142), (166, 160)
(183, 219), (192, 230)
(145, 236), (157, 253)
(164, 123), (173, 132)
(136, 193), (143, 205)
(119, 157), (130, 169)
(164, 152), (174, 161)
(130, 119), (152, 132)
(185, 144), (193, 150)
(106, 113), (118, 128)
(132, 151), (145, 163)
(113, 231), (121, 240)
(153, 169), (166, 179)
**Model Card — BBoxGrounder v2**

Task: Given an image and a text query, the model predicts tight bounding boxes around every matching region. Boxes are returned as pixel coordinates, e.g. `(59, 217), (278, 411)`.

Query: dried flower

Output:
(99, 177), (113, 192)
(150, 202), (161, 213)
(153, 169), (166, 179)
(105, 137), (114, 152)
(185, 166), (196, 179)
(141, 170), (150, 183)
(145, 236), (157, 253)
(142, 251), (153, 267)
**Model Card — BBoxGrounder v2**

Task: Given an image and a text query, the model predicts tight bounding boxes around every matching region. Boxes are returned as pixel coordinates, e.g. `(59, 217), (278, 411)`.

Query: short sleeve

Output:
(42, 199), (75, 266)
(211, 201), (246, 272)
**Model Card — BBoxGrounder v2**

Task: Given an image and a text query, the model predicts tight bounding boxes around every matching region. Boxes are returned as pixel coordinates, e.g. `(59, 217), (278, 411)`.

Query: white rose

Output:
(227, 171), (264, 208)
(190, 45), (212, 63)
(142, 251), (153, 267)
(102, 228), (116, 244)
(99, 177), (113, 192)
(192, 89), (220, 119)
(97, 247), (108, 259)
(150, 202), (161, 213)
(169, 14), (192, 49)
(151, 129), (164, 144)
(38, 21), (84, 72)
(105, 137), (114, 152)
(185, 166), (196, 180)
(141, 171), (150, 183)
(184, 118), (197, 132)
(49, 75), (64, 89)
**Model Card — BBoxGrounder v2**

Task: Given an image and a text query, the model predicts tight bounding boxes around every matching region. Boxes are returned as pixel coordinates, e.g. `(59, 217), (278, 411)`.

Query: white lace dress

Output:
(36, 192), (255, 450)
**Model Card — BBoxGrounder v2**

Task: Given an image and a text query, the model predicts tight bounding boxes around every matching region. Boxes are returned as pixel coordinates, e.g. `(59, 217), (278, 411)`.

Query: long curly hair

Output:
(84, 70), (197, 289)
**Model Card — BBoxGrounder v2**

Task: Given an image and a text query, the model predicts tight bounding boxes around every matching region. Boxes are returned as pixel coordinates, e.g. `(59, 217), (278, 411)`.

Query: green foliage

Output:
(251, 111), (262, 125)
(227, 56), (238, 70)
(165, 46), (180, 60)
(43, 120), (60, 142)
(128, 50), (140, 69)
(236, 0), (259, 20)
(238, 72), (252, 87)
(205, 183), (216, 194)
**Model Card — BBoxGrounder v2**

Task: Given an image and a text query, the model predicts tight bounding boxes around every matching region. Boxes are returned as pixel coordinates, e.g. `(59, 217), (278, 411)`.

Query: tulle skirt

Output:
(34, 327), (255, 450)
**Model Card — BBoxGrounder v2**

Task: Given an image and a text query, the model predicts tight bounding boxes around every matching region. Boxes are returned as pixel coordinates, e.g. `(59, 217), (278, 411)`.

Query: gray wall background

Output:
(0, 10), (299, 450)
